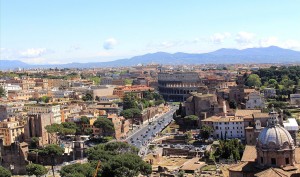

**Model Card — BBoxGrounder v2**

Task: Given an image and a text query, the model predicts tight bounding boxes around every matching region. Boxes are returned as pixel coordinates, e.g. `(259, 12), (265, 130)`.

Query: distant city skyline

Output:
(1, 0), (300, 64)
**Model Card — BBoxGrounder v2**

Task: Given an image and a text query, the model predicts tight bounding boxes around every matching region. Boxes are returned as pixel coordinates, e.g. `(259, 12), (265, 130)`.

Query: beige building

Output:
(48, 79), (70, 88)
(0, 117), (24, 146)
(24, 104), (61, 124)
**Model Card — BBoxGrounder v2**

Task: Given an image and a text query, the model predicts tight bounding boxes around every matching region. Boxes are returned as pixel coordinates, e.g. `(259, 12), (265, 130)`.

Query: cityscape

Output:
(1, 1), (300, 177)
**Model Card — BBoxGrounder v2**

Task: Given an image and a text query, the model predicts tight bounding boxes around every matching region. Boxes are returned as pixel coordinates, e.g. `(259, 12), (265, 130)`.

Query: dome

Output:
(257, 125), (295, 150)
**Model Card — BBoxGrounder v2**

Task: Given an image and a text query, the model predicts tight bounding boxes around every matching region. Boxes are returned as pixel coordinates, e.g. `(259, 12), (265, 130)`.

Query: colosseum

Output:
(158, 72), (203, 102)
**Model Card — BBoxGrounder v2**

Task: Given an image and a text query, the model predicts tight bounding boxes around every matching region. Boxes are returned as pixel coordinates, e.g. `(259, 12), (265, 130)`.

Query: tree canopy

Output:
(93, 117), (115, 135)
(0, 166), (12, 177)
(245, 74), (262, 87)
(45, 122), (79, 135)
(0, 86), (6, 98)
(26, 163), (48, 177)
(38, 144), (64, 156)
(200, 125), (213, 140)
(120, 108), (141, 119)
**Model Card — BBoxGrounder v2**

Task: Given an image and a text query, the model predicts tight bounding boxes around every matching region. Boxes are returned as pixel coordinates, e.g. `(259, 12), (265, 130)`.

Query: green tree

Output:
(177, 170), (185, 177)
(0, 86), (6, 98)
(40, 96), (51, 103)
(30, 137), (39, 149)
(93, 117), (115, 136)
(0, 166), (11, 177)
(229, 100), (237, 109)
(26, 163), (48, 177)
(123, 93), (138, 110)
(154, 99), (165, 106)
(183, 115), (198, 128)
(85, 142), (151, 177)
(82, 93), (93, 101)
(38, 144), (64, 156)
(80, 116), (90, 124)
(246, 74), (262, 87)
(60, 163), (95, 177)
(124, 79), (133, 85)
(200, 125), (213, 140)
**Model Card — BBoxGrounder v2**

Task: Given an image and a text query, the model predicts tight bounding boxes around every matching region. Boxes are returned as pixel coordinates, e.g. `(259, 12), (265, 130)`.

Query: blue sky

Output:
(1, 0), (300, 64)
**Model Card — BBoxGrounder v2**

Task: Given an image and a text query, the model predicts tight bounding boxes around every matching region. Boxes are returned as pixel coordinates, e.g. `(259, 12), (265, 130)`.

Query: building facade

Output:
(158, 72), (203, 102)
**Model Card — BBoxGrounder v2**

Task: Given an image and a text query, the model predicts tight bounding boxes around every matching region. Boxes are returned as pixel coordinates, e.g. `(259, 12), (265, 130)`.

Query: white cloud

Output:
(210, 32), (231, 44)
(20, 48), (48, 58)
(21, 57), (48, 64)
(103, 38), (118, 50)
(258, 37), (279, 47)
(235, 32), (255, 45)
(281, 40), (300, 50)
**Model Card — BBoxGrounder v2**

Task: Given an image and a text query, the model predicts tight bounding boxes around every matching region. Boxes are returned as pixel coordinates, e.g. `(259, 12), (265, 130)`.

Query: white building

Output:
(2, 84), (22, 97)
(202, 116), (245, 139)
(290, 94), (300, 105)
(246, 92), (265, 109)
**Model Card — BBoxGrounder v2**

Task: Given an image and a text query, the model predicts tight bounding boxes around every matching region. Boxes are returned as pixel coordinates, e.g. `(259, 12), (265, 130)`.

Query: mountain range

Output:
(1, 46), (300, 70)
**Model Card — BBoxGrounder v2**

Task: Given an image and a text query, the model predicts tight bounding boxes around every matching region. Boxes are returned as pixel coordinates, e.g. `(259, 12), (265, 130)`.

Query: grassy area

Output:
(201, 165), (216, 171)
(161, 122), (179, 134)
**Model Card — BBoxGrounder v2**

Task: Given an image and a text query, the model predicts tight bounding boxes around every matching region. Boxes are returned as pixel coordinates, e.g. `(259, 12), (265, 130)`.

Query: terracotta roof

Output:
(228, 161), (258, 172)
(295, 148), (300, 164)
(235, 109), (261, 117)
(254, 168), (289, 177)
(241, 145), (257, 162)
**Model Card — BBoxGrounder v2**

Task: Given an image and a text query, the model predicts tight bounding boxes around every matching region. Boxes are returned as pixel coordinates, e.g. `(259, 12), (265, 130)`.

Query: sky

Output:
(1, 0), (300, 64)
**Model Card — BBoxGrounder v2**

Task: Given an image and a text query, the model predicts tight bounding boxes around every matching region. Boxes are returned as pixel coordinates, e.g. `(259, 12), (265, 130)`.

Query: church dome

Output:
(257, 109), (295, 150)
(257, 125), (294, 150)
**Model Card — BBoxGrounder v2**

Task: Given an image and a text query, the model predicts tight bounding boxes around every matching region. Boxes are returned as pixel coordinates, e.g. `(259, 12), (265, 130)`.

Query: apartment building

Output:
(202, 116), (245, 139)
(0, 117), (24, 146)
(24, 104), (61, 124)
(0, 102), (24, 121)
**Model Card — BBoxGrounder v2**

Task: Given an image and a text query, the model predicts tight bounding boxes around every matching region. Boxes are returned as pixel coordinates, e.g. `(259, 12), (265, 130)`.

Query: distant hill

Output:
(0, 60), (30, 70)
(1, 46), (300, 70)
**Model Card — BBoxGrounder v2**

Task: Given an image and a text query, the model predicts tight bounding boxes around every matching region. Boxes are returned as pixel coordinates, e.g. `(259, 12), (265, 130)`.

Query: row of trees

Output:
(44, 116), (115, 138)
(59, 142), (152, 177)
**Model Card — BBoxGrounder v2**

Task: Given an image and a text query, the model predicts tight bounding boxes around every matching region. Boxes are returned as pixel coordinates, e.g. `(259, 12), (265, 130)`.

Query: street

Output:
(125, 105), (177, 156)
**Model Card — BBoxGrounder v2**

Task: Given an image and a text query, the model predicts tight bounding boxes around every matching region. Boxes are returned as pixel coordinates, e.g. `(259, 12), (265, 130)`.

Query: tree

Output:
(26, 163), (48, 177)
(93, 117), (115, 136)
(85, 142), (151, 177)
(246, 74), (262, 87)
(229, 100), (237, 109)
(80, 116), (90, 124)
(177, 170), (185, 177)
(154, 99), (165, 106)
(0, 86), (6, 98)
(183, 115), (198, 128)
(200, 125), (213, 140)
(40, 96), (51, 103)
(120, 108), (141, 119)
(82, 93), (93, 101)
(0, 166), (11, 177)
(30, 137), (39, 149)
(60, 163), (95, 177)
(39, 144), (64, 177)
(39, 144), (64, 156)
(123, 93), (138, 110)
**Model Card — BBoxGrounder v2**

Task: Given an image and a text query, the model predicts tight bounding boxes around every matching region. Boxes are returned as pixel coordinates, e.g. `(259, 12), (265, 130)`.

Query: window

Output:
(271, 158), (276, 165)
(260, 157), (263, 163)
(286, 158), (289, 165)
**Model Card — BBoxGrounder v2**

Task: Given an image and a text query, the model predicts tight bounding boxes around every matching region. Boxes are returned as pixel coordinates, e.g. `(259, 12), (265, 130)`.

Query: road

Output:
(125, 105), (177, 155)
